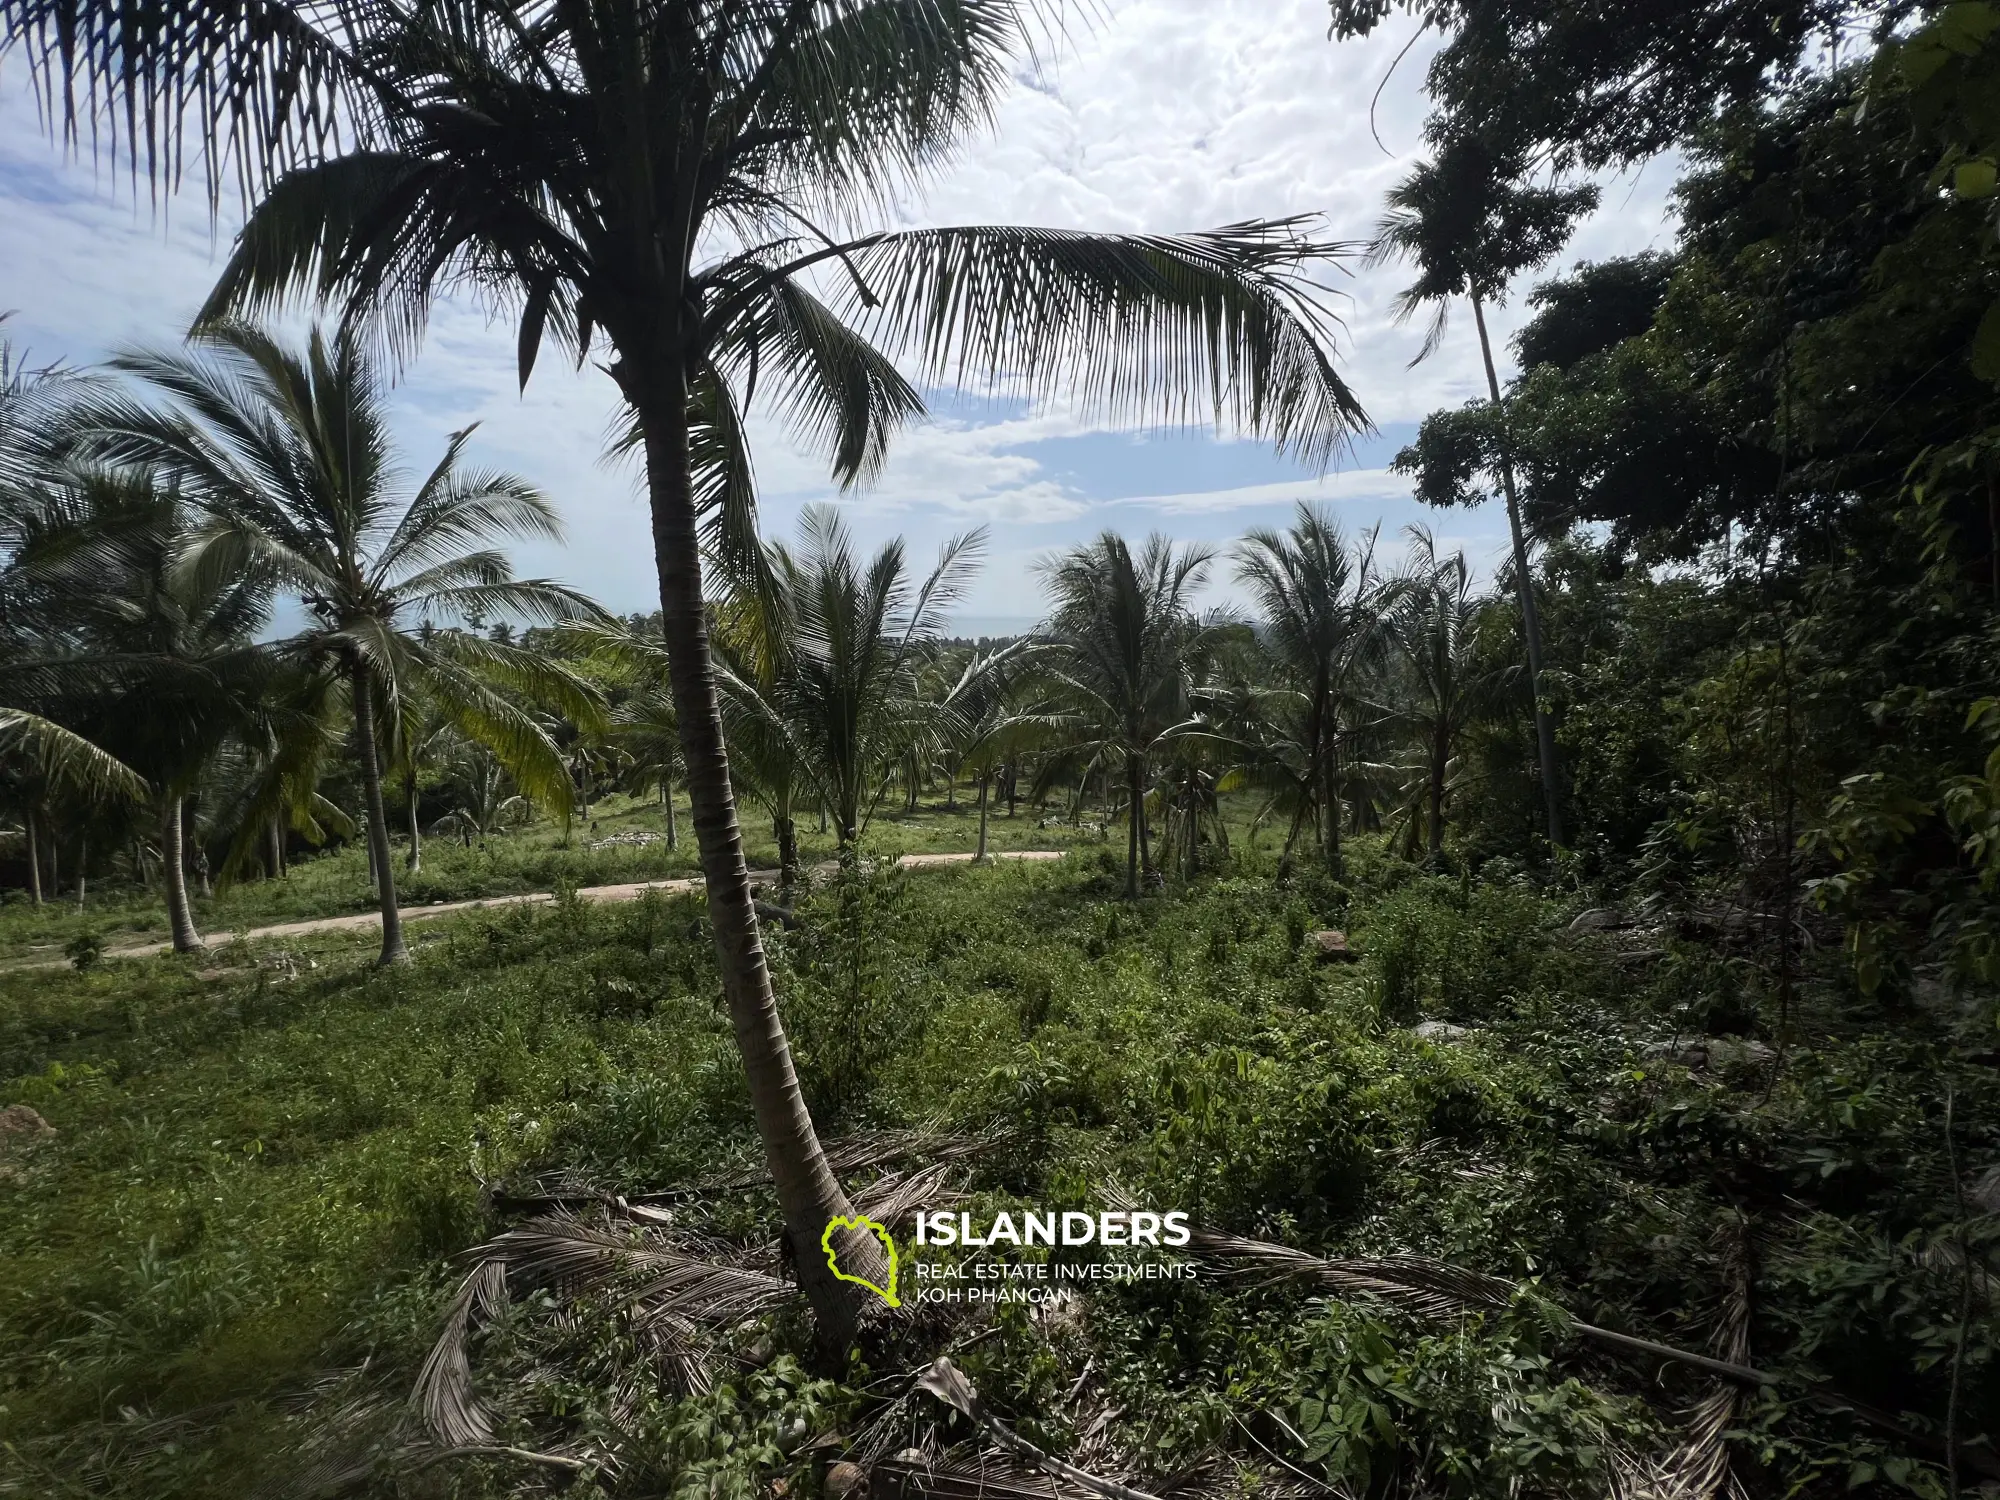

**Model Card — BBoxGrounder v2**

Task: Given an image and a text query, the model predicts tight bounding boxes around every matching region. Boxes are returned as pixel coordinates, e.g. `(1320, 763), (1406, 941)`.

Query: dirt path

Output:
(19, 850), (1066, 968)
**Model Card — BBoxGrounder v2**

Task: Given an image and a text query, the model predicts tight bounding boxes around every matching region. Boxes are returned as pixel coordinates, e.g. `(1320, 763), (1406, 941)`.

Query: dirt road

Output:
(28, 850), (1066, 967)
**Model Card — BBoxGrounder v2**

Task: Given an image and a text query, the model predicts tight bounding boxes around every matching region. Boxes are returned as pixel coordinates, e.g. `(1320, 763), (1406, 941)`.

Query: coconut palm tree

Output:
(1389, 528), (1504, 865)
(718, 505), (989, 863)
(0, 0), (1365, 1337)
(1233, 505), (1392, 877)
(1367, 136), (1595, 851)
(67, 324), (606, 965)
(936, 640), (1053, 862)
(1041, 533), (1219, 899)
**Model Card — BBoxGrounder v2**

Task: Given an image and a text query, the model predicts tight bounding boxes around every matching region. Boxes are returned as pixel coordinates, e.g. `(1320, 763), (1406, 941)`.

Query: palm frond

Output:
(849, 222), (1367, 470)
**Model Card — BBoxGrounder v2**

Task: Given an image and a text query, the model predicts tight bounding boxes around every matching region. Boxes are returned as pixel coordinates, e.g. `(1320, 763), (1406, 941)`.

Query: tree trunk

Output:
(1427, 730), (1447, 865)
(75, 836), (87, 911)
(269, 815), (286, 879)
(24, 805), (40, 906)
(406, 772), (423, 873)
(635, 370), (870, 1345)
(162, 797), (204, 954)
(975, 772), (991, 860)
(1005, 763), (1018, 817)
(1472, 295), (1565, 850)
(776, 815), (800, 890)
(351, 669), (409, 966)
(47, 825), (58, 899)
(1326, 736), (1345, 878)
(945, 761), (957, 812)
(1124, 752), (1142, 899)
(663, 774), (678, 850)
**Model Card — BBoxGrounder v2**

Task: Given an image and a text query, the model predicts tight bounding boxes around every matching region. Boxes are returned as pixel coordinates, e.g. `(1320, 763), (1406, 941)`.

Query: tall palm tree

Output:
(0, 318), (154, 868)
(69, 324), (605, 965)
(1233, 505), (1390, 877)
(1041, 533), (1218, 899)
(1367, 136), (1595, 852)
(0, 1), (1365, 1337)
(937, 640), (1052, 862)
(1389, 528), (1502, 865)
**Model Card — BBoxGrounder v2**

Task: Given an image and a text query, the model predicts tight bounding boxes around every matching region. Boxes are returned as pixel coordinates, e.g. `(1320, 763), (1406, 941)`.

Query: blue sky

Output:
(0, 0), (1677, 629)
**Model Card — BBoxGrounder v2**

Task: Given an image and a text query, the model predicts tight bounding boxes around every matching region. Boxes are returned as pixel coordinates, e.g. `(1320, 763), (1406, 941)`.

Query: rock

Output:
(1969, 1166), (2000, 1217)
(0, 1104), (53, 1144)
(1310, 930), (1359, 963)
(1707, 1037), (1776, 1070)
(1413, 1021), (1471, 1043)
(0, 1104), (54, 1181)
(825, 1462), (870, 1500)
(1568, 907), (1631, 934)
(1640, 1037), (1775, 1071)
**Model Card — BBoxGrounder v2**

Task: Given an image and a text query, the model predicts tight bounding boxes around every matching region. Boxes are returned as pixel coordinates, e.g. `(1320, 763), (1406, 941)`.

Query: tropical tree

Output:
(66, 324), (605, 965)
(0, 0), (1365, 1336)
(1041, 533), (1220, 899)
(1233, 505), (1391, 877)
(1390, 528), (1503, 864)
(10, 472), (277, 950)
(937, 640), (1052, 862)
(1367, 135), (1595, 851)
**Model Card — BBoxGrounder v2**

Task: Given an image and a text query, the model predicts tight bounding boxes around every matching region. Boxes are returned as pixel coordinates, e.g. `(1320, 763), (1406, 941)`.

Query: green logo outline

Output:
(822, 1214), (900, 1307)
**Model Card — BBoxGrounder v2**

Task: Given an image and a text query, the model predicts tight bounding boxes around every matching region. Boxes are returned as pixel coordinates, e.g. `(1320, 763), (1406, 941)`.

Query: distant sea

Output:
(946, 615), (1041, 639)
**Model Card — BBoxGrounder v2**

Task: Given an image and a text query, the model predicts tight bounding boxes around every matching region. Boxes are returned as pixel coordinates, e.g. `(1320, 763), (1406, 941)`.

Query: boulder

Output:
(1413, 1021), (1471, 1044)
(1310, 930), (1359, 963)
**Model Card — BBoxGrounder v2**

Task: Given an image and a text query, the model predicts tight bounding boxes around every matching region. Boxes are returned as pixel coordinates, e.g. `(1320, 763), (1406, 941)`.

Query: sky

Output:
(0, 0), (1681, 631)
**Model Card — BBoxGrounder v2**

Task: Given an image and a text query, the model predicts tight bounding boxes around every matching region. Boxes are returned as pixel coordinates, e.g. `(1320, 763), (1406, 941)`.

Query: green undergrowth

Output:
(0, 849), (1990, 1498)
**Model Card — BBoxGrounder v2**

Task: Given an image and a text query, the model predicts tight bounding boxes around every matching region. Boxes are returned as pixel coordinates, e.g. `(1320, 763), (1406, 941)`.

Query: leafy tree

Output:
(1041, 533), (1219, 898)
(1368, 136), (1594, 848)
(1327, 0), (1862, 168)
(1513, 253), (1675, 373)
(70, 324), (603, 965)
(0, 1), (1368, 1332)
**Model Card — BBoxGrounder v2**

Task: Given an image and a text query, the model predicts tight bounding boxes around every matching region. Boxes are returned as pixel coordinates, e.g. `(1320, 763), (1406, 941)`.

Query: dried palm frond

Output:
(917, 1358), (1167, 1500)
(413, 1258), (508, 1448)
(874, 1453), (1099, 1500)
(1617, 1223), (1753, 1500)
(855, 1160), (963, 1229)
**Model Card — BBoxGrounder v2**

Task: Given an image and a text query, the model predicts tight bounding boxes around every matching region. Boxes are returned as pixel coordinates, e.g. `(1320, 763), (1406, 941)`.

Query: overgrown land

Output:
(3, 1), (2000, 1498)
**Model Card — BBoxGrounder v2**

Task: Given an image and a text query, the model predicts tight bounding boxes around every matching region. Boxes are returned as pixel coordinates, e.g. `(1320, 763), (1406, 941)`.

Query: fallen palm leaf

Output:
(917, 1357), (1166, 1500)
(1152, 1206), (2000, 1480)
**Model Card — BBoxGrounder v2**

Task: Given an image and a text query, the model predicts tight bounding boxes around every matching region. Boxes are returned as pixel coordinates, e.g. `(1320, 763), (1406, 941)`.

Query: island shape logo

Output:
(821, 1214), (900, 1307)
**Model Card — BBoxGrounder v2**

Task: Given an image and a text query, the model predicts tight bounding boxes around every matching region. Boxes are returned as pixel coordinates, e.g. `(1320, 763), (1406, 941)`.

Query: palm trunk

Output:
(1428, 728), (1448, 865)
(47, 827), (58, 899)
(1124, 752), (1142, 898)
(663, 773), (678, 850)
(162, 797), (204, 954)
(1005, 763), (1018, 817)
(776, 815), (800, 890)
(405, 772), (423, 873)
(1472, 295), (1565, 849)
(1326, 735), (1345, 878)
(76, 837), (87, 911)
(975, 771), (991, 860)
(24, 805), (40, 906)
(636, 373), (869, 1344)
(269, 815), (286, 879)
(351, 669), (408, 966)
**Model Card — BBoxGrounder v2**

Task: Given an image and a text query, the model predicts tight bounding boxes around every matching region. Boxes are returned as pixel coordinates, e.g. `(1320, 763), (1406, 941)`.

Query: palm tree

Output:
(719, 505), (988, 863)
(0, 1), (1365, 1337)
(1233, 505), (1391, 877)
(937, 641), (1052, 862)
(1041, 533), (1219, 899)
(1389, 528), (1502, 864)
(12, 473), (278, 951)
(69, 324), (605, 965)
(1367, 136), (1595, 852)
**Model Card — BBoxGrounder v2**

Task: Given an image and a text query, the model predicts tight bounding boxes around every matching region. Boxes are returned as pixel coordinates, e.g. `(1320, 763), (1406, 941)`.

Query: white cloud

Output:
(1113, 467), (1414, 514)
(0, 0), (1679, 620)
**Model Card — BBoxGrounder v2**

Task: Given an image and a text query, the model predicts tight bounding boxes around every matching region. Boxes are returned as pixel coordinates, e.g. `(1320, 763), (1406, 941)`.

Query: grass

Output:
(0, 820), (1987, 1498)
(0, 783), (1104, 960)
